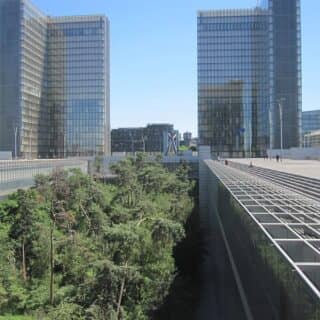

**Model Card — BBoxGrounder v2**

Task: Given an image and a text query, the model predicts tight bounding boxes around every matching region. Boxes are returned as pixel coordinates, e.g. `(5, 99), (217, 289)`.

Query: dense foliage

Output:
(0, 155), (195, 319)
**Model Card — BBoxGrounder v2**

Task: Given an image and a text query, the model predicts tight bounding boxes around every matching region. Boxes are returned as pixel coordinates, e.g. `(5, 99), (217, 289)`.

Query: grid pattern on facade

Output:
(271, 0), (302, 149)
(198, 9), (269, 158)
(302, 110), (320, 135)
(47, 16), (108, 157)
(0, 0), (110, 158)
(198, 1), (302, 156)
(304, 130), (320, 148)
(0, 0), (21, 154)
(207, 160), (320, 299)
(111, 124), (179, 154)
(20, 0), (48, 158)
(111, 128), (145, 153)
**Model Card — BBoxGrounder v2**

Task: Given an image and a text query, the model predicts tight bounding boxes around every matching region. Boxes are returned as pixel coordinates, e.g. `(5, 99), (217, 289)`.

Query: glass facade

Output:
(270, 0), (302, 149)
(302, 110), (320, 135)
(0, 0), (21, 156)
(304, 130), (320, 148)
(0, 0), (110, 158)
(47, 16), (109, 157)
(111, 127), (145, 153)
(111, 124), (180, 154)
(198, 0), (302, 157)
(198, 9), (269, 157)
(20, 0), (48, 158)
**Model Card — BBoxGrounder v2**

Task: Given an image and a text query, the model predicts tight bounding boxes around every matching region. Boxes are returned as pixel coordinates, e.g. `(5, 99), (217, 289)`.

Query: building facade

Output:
(111, 127), (145, 153)
(111, 124), (179, 154)
(182, 131), (192, 147)
(302, 110), (320, 135)
(144, 124), (179, 154)
(304, 130), (320, 148)
(0, 0), (110, 158)
(198, 0), (301, 157)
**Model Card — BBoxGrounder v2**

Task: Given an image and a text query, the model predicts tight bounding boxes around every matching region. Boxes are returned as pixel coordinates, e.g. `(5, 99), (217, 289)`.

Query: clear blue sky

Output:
(32, 0), (320, 136)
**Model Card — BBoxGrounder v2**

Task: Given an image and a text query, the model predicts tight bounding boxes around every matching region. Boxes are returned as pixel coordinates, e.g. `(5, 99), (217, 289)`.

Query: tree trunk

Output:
(22, 239), (27, 281)
(49, 223), (54, 305)
(116, 262), (128, 319)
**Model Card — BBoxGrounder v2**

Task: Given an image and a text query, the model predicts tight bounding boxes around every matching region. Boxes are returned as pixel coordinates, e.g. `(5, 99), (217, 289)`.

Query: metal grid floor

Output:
(206, 160), (320, 299)
(228, 160), (320, 201)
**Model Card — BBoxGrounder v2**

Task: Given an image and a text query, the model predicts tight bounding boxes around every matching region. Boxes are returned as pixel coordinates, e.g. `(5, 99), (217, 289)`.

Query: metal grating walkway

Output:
(228, 160), (320, 201)
(206, 160), (320, 300)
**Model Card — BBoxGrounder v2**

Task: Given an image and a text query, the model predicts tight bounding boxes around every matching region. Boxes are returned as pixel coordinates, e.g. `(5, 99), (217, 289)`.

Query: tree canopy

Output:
(0, 156), (195, 319)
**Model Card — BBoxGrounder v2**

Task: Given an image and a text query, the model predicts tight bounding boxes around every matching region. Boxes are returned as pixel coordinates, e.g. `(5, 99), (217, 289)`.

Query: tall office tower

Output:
(198, 0), (301, 157)
(0, 0), (110, 158)
(0, 0), (48, 159)
(47, 16), (110, 157)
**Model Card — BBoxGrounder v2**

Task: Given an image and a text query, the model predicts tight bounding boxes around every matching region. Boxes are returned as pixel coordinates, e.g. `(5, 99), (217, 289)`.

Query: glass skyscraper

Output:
(198, 0), (301, 157)
(0, 0), (110, 158)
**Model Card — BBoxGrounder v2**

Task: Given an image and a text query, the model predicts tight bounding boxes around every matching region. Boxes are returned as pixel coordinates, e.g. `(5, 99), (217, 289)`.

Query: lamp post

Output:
(268, 105), (272, 152)
(278, 98), (285, 158)
(238, 127), (245, 157)
(14, 126), (18, 160)
(29, 130), (32, 159)
(249, 122), (252, 158)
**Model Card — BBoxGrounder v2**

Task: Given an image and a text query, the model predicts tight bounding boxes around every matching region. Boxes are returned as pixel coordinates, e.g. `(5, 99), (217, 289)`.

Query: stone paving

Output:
(230, 158), (320, 180)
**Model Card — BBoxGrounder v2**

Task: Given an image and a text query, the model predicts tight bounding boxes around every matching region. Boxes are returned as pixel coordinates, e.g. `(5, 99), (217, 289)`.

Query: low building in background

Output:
(144, 124), (179, 154)
(111, 127), (145, 153)
(111, 124), (179, 154)
(304, 130), (320, 148)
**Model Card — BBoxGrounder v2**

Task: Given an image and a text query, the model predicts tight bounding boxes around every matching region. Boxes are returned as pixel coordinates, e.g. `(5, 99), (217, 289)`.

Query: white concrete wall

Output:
(268, 148), (320, 160)
(0, 152), (12, 160)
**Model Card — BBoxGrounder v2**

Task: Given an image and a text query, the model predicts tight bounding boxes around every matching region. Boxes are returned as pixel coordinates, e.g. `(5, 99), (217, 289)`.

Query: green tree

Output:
(0, 159), (195, 319)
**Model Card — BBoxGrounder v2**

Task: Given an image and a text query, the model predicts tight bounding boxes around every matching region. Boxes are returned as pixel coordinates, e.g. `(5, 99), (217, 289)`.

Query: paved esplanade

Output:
(230, 158), (320, 179)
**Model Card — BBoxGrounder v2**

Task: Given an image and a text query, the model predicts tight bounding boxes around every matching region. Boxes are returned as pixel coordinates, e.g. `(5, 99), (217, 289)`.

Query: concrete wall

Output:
(0, 159), (88, 197)
(0, 151), (12, 160)
(200, 160), (320, 319)
(89, 154), (200, 178)
(268, 147), (320, 160)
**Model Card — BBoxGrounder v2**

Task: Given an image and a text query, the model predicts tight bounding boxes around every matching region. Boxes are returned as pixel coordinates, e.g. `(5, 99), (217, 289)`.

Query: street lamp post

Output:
(13, 126), (18, 160)
(268, 106), (272, 152)
(29, 130), (32, 159)
(249, 123), (252, 158)
(278, 98), (285, 158)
